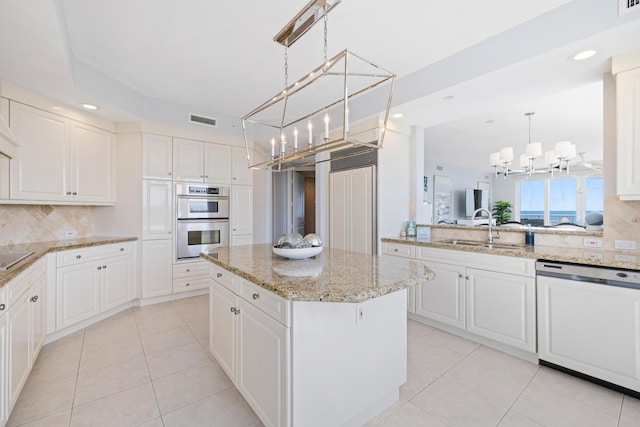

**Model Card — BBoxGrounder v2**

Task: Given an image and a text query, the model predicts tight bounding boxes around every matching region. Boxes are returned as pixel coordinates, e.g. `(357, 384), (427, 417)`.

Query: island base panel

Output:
(291, 289), (407, 427)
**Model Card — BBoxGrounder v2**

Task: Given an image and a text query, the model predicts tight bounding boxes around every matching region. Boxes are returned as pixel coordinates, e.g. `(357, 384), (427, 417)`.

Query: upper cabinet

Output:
(142, 134), (172, 180)
(8, 102), (114, 204)
(232, 146), (253, 186)
(616, 66), (640, 200)
(173, 137), (231, 184)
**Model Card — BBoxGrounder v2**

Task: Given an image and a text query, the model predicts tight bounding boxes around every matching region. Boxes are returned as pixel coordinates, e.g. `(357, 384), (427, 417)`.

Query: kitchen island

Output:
(200, 244), (435, 427)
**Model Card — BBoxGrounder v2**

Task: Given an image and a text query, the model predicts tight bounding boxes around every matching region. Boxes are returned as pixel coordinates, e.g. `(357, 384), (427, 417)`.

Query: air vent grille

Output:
(189, 114), (217, 127)
(620, 0), (640, 16)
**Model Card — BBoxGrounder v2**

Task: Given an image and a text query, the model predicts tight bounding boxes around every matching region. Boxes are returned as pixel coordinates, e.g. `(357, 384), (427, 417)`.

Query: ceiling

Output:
(1, 1), (640, 172)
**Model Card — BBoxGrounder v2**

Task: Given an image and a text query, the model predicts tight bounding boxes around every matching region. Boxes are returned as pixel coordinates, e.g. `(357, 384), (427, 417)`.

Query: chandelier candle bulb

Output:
(281, 135), (286, 155)
(271, 138), (276, 157)
(308, 121), (313, 146)
(293, 128), (298, 149)
(324, 114), (330, 139)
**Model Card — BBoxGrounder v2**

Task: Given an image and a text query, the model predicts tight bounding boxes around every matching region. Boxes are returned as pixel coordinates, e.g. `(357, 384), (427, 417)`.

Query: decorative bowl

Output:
(272, 245), (323, 259)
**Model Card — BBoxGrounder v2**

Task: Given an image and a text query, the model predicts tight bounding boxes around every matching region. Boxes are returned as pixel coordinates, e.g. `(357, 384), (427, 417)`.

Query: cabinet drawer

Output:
(239, 278), (290, 327)
(210, 263), (238, 293)
(57, 243), (131, 267)
(382, 242), (415, 259)
(416, 246), (535, 277)
(173, 276), (210, 293)
(7, 257), (45, 306)
(173, 260), (209, 278)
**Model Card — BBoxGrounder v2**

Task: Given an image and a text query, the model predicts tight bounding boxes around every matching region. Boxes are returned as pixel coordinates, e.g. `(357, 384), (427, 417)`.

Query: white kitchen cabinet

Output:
(231, 185), (253, 240)
(466, 268), (535, 351)
(142, 180), (173, 240)
(173, 137), (231, 184)
(232, 146), (252, 185)
(5, 257), (46, 416)
(141, 239), (173, 298)
(538, 275), (640, 393)
(0, 310), (7, 427)
(329, 166), (375, 254)
(616, 66), (640, 200)
(415, 260), (465, 329)
(210, 273), (290, 427)
(172, 260), (210, 293)
(9, 101), (114, 204)
(384, 243), (537, 353)
(142, 134), (173, 179)
(56, 243), (133, 330)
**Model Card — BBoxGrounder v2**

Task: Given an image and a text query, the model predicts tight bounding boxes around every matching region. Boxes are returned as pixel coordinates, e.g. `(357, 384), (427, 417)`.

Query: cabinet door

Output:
(231, 185), (253, 237)
(71, 122), (114, 203)
(56, 262), (101, 330)
(616, 67), (640, 200)
(101, 255), (133, 311)
(9, 102), (68, 201)
(7, 293), (30, 411)
(142, 180), (173, 240)
(0, 315), (7, 427)
(237, 299), (289, 427)
(209, 283), (237, 381)
(29, 277), (46, 362)
(173, 138), (204, 182)
(466, 268), (535, 352)
(415, 261), (465, 328)
(232, 146), (252, 185)
(142, 134), (173, 179)
(204, 143), (232, 184)
(141, 239), (173, 298)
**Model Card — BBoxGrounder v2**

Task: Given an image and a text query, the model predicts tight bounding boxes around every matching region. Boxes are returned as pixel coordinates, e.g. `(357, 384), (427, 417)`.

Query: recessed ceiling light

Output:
(486, 119), (495, 124)
(571, 49), (597, 61)
(443, 95), (454, 100)
(392, 113), (404, 118)
(81, 103), (98, 110)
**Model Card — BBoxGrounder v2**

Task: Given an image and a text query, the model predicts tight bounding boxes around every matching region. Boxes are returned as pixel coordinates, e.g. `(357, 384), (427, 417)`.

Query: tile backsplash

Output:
(0, 205), (94, 246)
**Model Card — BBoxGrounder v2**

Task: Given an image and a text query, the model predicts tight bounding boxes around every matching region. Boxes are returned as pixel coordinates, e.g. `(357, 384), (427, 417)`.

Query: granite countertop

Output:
(382, 236), (640, 270)
(200, 243), (436, 303)
(0, 236), (138, 287)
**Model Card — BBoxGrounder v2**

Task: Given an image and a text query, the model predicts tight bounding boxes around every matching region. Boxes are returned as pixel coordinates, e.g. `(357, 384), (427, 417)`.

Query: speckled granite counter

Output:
(0, 236), (137, 287)
(382, 236), (640, 270)
(200, 243), (435, 303)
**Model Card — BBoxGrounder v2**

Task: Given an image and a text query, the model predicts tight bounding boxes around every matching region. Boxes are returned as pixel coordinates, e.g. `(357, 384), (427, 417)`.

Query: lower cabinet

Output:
(56, 242), (134, 330)
(210, 270), (290, 427)
(384, 243), (537, 353)
(173, 260), (209, 293)
(141, 239), (173, 298)
(3, 257), (46, 423)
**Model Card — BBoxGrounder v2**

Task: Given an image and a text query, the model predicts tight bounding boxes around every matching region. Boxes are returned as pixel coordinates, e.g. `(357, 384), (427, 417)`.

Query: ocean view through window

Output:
(518, 176), (603, 226)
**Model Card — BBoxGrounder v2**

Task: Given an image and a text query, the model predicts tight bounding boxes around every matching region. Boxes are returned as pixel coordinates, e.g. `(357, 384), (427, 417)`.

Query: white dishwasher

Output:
(537, 260), (640, 398)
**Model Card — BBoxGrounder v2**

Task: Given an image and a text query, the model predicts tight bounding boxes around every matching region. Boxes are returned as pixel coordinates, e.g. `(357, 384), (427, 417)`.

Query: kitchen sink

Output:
(437, 239), (524, 250)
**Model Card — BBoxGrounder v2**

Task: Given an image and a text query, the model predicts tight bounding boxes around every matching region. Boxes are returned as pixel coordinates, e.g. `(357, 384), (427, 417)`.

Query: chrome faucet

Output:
(471, 208), (495, 244)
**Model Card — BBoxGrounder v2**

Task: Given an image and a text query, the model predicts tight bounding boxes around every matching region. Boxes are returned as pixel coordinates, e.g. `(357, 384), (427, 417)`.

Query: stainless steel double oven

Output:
(176, 183), (229, 260)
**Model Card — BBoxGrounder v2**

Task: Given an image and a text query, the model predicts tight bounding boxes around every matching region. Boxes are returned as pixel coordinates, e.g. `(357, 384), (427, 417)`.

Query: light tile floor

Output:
(7, 295), (640, 427)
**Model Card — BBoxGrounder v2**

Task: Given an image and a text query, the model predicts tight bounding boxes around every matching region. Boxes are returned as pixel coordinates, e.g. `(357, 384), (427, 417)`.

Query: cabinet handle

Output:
(252, 293), (259, 300)
(76, 255), (82, 259)
(120, 248), (124, 251)
(72, 192), (77, 195)
(66, 191), (71, 195)
(0, 303), (5, 311)
(98, 266), (102, 270)
(230, 307), (234, 313)
(168, 231), (172, 234)
(168, 172), (172, 176)
(186, 269), (190, 272)
(205, 175), (208, 178)
(234, 307), (240, 315)
(217, 273), (222, 278)
(186, 283), (190, 286)
(394, 248), (398, 252)
(458, 273), (463, 278)
(465, 276), (469, 280)
(103, 265), (107, 269)
(31, 295), (38, 303)
(233, 177), (236, 180)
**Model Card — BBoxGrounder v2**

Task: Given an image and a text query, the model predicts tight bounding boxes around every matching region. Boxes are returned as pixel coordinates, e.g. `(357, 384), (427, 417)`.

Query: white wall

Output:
(423, 159), (492, 222)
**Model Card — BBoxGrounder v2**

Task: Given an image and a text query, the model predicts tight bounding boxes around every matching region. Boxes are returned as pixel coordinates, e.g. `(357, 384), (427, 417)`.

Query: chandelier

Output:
(241, 0), (395, 171)
(490, 112), (576, 178)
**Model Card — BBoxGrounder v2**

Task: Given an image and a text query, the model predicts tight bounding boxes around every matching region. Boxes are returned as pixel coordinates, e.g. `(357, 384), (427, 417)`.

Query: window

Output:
(517, 175), (603, 226)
